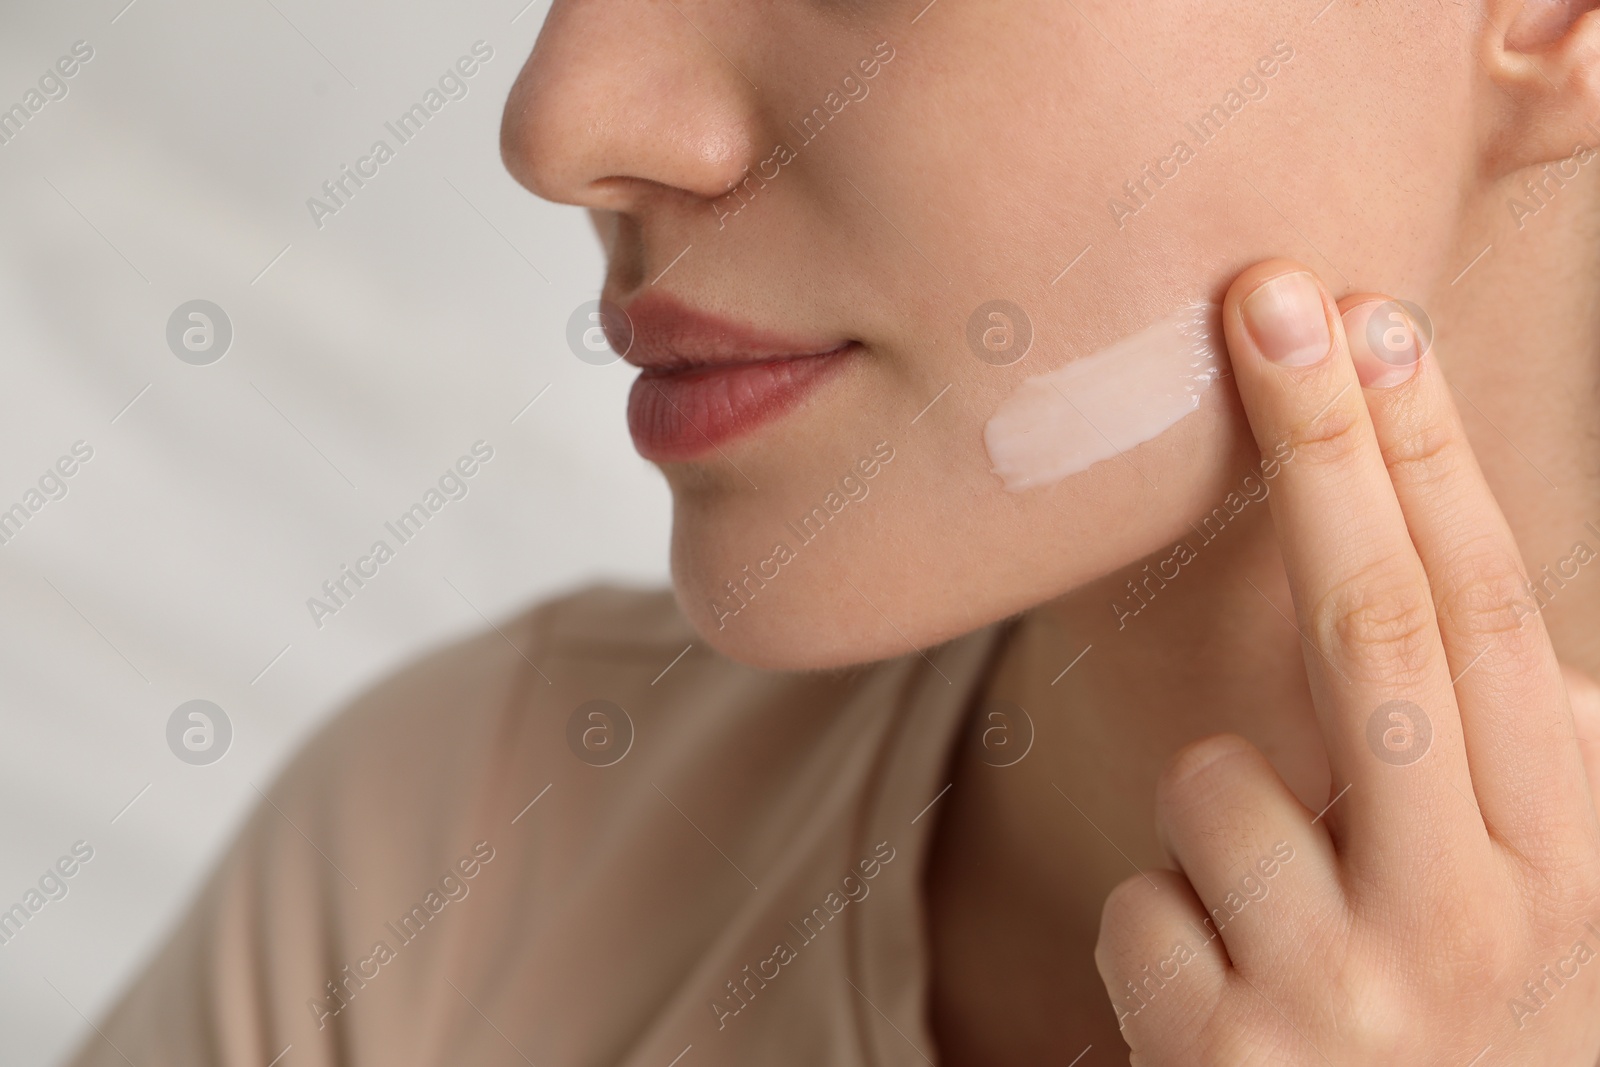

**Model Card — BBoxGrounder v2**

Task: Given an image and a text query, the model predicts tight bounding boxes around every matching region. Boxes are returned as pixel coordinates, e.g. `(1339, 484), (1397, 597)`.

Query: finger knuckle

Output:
(1378, 413), (1461, 491)
(1433, 547), (1540, 644)
(1335, 978), (1412, 1056)
(1099, 870), (1186, 940)
(1310, 565), (1438, 682)
(1096, 876), (1175, 976)
(1097, 879), (1150, 951)
(1334, 940), (1480, 1055)
(1520, 850), (1600, 925)
(1430, 900), (1509, 982)
(1157, 734), (1258, 809)
(1282, 391), (1368, 470)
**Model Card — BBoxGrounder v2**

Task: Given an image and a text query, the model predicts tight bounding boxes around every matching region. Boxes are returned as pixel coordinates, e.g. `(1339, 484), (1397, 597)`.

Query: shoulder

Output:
(311, 582), (696, 766)
(70, 584), (985, 1065)
(68, 583), (743, 1066)
(277, 582), (716, 882)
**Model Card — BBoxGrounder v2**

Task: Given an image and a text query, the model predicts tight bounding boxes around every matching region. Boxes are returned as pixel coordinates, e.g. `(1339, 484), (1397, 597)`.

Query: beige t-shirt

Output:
(69, 586), (1006, 1066)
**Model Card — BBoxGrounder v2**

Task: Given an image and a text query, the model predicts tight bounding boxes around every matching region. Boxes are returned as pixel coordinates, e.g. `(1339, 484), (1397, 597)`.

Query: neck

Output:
(1431, 181), (1600, 674)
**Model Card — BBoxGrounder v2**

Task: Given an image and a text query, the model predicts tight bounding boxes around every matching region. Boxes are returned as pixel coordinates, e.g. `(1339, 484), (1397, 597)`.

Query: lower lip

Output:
(627, 346), (855, 462)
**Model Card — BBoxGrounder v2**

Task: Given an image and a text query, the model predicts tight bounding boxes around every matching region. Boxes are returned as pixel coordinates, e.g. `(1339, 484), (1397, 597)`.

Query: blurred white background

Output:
(0, 2), (670, 1062)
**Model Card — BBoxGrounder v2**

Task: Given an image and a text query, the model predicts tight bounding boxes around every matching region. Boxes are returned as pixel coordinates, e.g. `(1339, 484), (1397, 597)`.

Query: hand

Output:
(1093, 260), (1600, 1064)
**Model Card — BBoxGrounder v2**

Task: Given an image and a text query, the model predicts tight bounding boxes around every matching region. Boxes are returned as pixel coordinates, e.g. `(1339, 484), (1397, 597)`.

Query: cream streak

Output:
(984, 303), (1225, 492)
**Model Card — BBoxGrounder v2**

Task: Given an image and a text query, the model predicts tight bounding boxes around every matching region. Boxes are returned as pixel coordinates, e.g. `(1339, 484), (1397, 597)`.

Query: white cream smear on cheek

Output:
(983, 302), (1225, 492)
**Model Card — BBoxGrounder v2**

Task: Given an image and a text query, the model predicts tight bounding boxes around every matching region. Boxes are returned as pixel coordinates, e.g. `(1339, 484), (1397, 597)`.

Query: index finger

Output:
(1222, 259), (1479, 876)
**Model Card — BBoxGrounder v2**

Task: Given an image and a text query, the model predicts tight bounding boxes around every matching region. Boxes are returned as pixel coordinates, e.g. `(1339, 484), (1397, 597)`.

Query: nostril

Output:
(497, 4), (764, 213)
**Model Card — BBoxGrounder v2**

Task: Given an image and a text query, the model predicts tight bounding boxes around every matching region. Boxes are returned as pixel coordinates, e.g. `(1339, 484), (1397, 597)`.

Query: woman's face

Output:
(502, 0), (1476, 669)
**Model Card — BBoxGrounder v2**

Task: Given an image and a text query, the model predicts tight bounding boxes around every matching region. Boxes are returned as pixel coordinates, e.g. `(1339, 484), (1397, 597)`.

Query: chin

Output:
(668, 527), (935, 672)
(665, 390), (1255, 673)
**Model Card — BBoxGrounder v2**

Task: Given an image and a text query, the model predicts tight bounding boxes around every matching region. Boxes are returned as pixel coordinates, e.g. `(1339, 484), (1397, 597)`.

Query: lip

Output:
(614, 293), (856, 462)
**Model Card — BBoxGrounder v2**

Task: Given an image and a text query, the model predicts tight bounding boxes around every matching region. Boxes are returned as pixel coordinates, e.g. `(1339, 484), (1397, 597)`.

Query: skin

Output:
(502, 0), (1600, 1061)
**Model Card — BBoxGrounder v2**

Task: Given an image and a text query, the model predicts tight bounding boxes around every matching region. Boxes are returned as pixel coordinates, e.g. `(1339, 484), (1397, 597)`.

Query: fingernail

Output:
(1241, 272), (1331, 367)
(1345, 300), (1420, 388)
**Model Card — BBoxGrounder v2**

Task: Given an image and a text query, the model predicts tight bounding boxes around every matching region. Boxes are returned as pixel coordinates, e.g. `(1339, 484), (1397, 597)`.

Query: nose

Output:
(501, 1), (762, 214)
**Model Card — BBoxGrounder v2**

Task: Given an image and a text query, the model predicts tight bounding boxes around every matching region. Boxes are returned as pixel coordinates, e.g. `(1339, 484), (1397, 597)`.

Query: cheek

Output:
(857, 1), (1465, 325)
(668, 0), (1467, 669)
(670, 354), (1253, 670)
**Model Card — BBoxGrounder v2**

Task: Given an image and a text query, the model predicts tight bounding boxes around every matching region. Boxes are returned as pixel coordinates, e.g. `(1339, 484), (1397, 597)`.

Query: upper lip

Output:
(613, 292), (852, 373)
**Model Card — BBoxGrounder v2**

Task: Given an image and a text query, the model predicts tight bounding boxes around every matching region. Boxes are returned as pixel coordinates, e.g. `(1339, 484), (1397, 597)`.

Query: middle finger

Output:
(1222, 259), (1482, 875)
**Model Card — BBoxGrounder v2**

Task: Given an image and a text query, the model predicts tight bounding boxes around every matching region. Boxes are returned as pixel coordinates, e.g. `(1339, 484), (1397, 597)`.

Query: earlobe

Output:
(1481, 0), (1600, 173)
